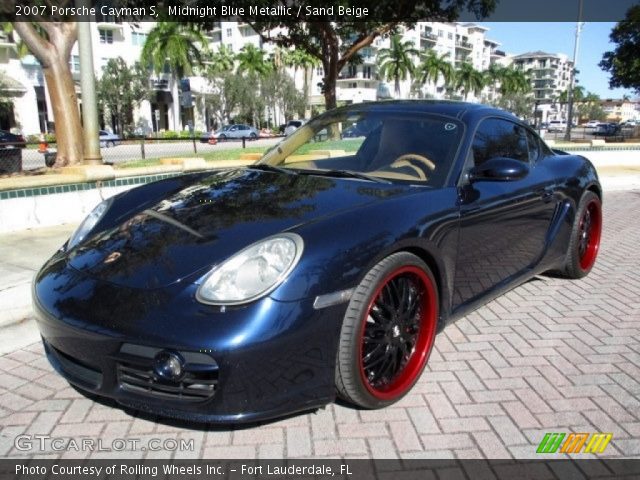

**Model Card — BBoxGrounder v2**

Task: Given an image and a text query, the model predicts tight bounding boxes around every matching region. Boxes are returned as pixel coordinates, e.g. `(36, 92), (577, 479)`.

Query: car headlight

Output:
(67, 198), (111, 249)
(196, 233), (304, 305)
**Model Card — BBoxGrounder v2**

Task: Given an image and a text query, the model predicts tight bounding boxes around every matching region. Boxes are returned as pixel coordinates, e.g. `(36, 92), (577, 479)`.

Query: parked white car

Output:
(584, 120), (600, 129)
(547, 121), (567, 132)
(284, 120), (306, 136)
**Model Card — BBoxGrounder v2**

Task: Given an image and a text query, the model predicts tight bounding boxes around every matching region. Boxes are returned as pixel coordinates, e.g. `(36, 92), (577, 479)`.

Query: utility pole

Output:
(76, 0), (102, 164)
(564, 0), (584, 142)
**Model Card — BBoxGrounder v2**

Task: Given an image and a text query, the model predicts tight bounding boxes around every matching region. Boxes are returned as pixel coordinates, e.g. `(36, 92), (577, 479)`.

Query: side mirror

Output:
(468, 157), (529, 182)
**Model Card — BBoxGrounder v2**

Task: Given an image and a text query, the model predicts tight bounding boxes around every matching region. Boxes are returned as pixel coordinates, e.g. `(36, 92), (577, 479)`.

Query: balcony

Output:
(455, 41), (473, 50)
(421, 32), (438, 42)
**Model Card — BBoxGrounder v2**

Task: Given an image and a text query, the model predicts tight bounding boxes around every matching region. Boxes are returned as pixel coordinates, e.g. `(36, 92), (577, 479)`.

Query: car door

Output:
(229, 125), (239, 138)
(452, 117), (559, 308)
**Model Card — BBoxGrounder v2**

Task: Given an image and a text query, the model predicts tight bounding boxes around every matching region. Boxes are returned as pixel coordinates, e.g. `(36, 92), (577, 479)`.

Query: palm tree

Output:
(235, 44), (272, 127)
(206, 44), (235, 76)
(141, 22), (208, 78)
(141, 22), (208, 132)
(417, 50), (454, 95)
(282, 49), (320, 117)
(556, 85), (585, 105)
(236, 43), (272, 77)
(376, 34), (419, 97)
(454, 62), (485, 100)
(485, 64), (531, 98)
(554, 85), (585, 121)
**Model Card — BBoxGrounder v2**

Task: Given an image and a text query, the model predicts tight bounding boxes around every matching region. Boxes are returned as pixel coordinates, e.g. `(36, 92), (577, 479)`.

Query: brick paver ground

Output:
(1, 190), (639, 460)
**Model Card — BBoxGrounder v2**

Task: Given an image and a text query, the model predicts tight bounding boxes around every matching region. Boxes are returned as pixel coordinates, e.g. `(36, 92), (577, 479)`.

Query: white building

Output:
(509, 51), (574, 123)
(601, 98), (640, 122)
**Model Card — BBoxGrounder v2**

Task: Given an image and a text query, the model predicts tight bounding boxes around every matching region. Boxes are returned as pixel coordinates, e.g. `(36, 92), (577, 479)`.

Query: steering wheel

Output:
(389, 153), (435, 180)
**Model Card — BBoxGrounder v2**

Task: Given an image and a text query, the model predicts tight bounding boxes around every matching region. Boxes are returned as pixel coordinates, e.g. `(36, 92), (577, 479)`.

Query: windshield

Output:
(260, 109), (463, 186)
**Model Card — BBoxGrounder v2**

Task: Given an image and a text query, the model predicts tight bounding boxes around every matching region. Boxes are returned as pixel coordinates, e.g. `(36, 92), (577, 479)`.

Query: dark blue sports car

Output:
(33, 101), (602, 423)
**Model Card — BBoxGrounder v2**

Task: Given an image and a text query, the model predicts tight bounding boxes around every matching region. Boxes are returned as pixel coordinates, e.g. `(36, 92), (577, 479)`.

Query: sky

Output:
(479, 22), (636, 100)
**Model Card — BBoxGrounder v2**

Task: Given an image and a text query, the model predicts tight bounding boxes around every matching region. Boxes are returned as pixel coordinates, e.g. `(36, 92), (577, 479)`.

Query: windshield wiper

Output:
(247, 164), (297, 175)
(301, 169), (391, 184)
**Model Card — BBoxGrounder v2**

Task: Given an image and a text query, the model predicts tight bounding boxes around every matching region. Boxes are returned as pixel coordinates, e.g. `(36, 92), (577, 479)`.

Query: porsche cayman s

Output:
(34, 101), (602, 423)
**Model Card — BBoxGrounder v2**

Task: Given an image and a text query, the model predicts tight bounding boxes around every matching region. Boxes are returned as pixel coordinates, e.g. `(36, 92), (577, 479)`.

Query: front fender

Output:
(270, 187), (460, 322)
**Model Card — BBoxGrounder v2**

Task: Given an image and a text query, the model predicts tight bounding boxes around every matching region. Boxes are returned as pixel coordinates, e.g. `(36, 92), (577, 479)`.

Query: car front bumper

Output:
(33, 256), (346, 424)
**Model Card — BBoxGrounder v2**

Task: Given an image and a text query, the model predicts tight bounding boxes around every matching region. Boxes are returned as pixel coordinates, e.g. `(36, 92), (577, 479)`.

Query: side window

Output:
(526, 129), (540, 162)
(471, 118), (530, 167)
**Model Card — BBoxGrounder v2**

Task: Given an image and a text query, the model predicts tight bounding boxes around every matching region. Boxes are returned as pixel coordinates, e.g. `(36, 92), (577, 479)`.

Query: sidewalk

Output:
(0, 224), (75, 354)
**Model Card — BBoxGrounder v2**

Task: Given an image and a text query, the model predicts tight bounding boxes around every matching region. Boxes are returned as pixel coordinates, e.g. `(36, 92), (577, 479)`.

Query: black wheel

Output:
(219, 134), (227, 140)
(250, 132), (257, 139)
(108, 140), (115, 148)
(335, 252), (438, 408)
(562, 191), (602, 279)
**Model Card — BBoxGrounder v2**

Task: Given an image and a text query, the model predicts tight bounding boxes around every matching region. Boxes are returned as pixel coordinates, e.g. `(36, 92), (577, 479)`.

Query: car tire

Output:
(335, 252), (438, 409)
(250, 132), (257, 139)
(561, 191), (602, 279)
(108, 141), (115, 148)
(219, 134), (226, 140)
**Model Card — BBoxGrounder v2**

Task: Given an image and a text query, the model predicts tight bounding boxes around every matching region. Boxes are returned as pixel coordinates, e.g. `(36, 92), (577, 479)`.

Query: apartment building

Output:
(510, 51), (574, 122)
(600, 98), (640, 122)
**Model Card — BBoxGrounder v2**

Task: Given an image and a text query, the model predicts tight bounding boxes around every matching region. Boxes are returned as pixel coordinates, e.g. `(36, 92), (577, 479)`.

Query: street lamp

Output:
(76, 0), (102, 164)
(564, 0), (584, 142)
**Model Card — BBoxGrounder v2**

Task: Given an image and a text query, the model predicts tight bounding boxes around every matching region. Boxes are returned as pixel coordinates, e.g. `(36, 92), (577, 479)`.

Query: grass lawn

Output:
(116, 146), (269, 169)
(115, 139), (364, 169)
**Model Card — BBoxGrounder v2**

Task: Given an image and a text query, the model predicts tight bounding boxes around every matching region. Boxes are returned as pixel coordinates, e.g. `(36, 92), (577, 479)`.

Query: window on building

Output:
(226, 28), (232, 37)
(99, 29), (113, 44)
(438, 30), (443, 37)
(448, 32), (453, 40)
(131, 32), (147, 46)
(363, 66), (372, 79)
(70, 55), (80, 73)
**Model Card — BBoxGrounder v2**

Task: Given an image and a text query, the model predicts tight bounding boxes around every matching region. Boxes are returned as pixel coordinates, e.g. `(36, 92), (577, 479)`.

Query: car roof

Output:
(326, 100), (519, 122)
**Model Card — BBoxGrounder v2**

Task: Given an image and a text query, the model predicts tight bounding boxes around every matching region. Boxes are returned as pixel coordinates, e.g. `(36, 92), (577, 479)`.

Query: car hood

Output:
(66, 168), (414, 289)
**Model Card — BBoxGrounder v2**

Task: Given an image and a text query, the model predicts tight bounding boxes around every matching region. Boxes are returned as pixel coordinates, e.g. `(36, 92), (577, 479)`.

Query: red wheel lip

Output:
(358, 265), (437, 401)
(578, 199), (602, 271)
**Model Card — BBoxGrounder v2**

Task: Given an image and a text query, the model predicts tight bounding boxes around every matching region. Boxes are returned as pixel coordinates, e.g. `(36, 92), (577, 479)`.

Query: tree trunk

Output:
(42, 58), (83, 167)
(13, 22), (83, 167)
(322, 33), (339, 112)
(303, 67), (312, 119)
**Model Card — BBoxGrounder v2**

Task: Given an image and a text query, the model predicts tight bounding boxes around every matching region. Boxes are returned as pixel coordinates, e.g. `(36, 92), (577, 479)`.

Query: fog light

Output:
(153, 351), (184, 381)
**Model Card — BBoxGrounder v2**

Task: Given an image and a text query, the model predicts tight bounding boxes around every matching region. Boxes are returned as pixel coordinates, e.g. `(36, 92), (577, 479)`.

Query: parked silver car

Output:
(99, 130), (121, 148)
(212, 124), (258, 140)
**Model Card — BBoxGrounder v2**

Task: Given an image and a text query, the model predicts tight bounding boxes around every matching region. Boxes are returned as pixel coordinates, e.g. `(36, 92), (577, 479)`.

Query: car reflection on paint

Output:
(33, 101), (602, 424)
